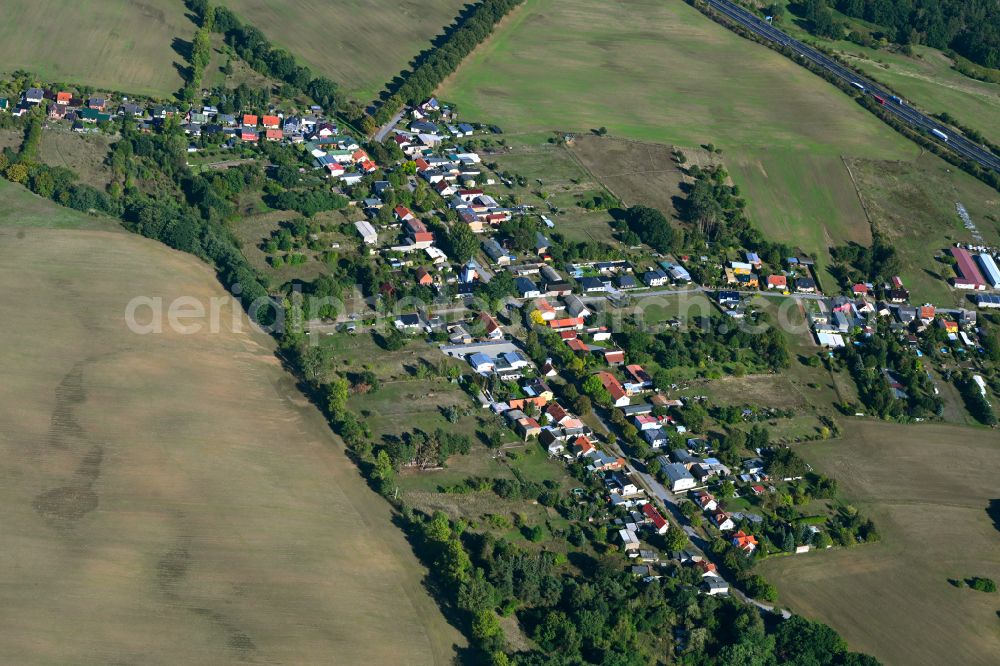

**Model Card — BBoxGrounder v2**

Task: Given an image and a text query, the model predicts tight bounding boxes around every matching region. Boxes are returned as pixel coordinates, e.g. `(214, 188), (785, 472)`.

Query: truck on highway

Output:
(931, 128), (949, 142)
(873, 94), (886, 105)
(890, 95), (903, 105)
(851, 82), (865, 91)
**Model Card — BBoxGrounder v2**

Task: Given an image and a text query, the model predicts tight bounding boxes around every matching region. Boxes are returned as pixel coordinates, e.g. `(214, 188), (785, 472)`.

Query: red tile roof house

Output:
(692, 490), (717, 511)
(712, 511), (735, 531)
(240, 129), (258, 142)
(242, 114), (258, 127)
(695, 559), (717, 576)
(604, 350), (625, 366)
(642, 502), (669, 534)
(766, 274), (787, 290)
(852, 283), (870, 296)
(56, 91), (72, 105)
(264, 128), (283, 141)
(478, 311), (503, 339)
(572, 436), (596, 457)
(731, 531), (759, 554)
(324, 161), (345, 177)
(394, 205), (415, 222)
(566, 338), (588, 353)
(406, 219), (434, 246)
(516, 417), (542, 440)
(509, 396), (548, 411)
(550, 317), (585, 331)
(546, 402), (569, 424)
(261, 114), (280, 129)
(596, 371), (630, 407)
(415, 266), (433, 286)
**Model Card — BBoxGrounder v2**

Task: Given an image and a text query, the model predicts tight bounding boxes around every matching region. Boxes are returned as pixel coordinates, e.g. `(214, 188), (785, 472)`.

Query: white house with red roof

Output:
(642, 502), (669, 535)
(596, 371), (629, 407)
(394, 205), (416, 222)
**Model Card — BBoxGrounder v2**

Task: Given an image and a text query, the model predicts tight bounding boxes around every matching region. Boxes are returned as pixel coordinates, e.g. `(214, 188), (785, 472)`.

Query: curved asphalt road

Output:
(703, 0), (1000, 173)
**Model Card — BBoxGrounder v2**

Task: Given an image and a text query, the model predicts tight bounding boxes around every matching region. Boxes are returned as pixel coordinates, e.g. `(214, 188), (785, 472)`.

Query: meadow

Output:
(0, 187), (462, 664)
(0, 0), (192, 96)
(440, 0), (995, 273)
(216, 0), (469, 99)
(759, 420), (1000, 666)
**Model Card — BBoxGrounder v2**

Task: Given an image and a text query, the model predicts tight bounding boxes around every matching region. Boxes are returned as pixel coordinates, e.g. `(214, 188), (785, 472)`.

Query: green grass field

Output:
(0, 0), (192, 96)
(441, 0), (915, 269)
(0, 186), (463, 664)
(759, 420), (1000, 666)
(216, 0), (469, 99)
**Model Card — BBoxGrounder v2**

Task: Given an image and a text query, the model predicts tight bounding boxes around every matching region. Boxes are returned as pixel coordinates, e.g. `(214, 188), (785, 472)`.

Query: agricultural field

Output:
(567, 136), (689, 218)
(0, 0), (191, 97)
(0, 187), (462, 664)
(846, 153), (1000, 306)
(443, 0), (1000, 275)
(759, 420), (1000, 666)
(216, 0), (469, 99)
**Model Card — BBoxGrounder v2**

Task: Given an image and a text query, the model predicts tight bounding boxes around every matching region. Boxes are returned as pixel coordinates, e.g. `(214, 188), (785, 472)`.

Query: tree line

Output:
(185, 0), (341, 113)
(830, 0), (1000, 69)
(375, 0), (524, 123)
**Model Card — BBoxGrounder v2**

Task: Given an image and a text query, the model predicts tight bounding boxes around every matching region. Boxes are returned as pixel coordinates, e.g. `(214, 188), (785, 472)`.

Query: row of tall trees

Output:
(185, 0), (341, 112)
(375, 0), (524, 122)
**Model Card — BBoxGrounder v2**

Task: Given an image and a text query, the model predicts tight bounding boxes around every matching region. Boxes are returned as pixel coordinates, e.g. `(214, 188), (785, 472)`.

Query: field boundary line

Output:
(841, 155), (876, 235)
(562, 143), (627, 207)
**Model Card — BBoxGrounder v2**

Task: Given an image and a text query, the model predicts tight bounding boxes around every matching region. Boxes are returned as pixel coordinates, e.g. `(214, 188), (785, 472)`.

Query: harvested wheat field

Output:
(759, 420), (1000, 666)
(0, 189), (461, 664)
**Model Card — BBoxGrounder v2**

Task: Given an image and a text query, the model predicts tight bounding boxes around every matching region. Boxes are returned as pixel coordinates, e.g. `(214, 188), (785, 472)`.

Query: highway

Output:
(702, 0), (1000, 174)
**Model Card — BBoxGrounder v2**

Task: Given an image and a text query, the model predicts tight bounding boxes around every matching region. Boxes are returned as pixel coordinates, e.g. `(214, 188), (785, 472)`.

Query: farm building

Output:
(975, 294), (1000, 309)
(975, 253), (1000, 289)
(950, 247), (987, 290)
(354, 220), (378, 245)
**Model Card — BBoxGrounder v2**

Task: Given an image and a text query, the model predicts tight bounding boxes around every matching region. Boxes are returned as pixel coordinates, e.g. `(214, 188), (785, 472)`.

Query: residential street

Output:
(373, 108), (406, 142)
(589, 401), (790, 618)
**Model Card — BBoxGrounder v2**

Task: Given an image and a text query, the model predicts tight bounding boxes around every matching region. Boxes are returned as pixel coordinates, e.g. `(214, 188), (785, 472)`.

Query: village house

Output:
(731, 531), (758, 554)
(478, 311), (503, 339)
(516, 277), (542, 299)
(662, 462), (696, 492)
(596, 371), (630, 407)
(711, 511), (736, 531)
(643, 269), (669, 288)
(624, 364), (653, 392)
(692, 490), (718, 512)
(415, 266), (433, 286)
(766, 274), (787, 290)
(642, 502), (670, 535)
